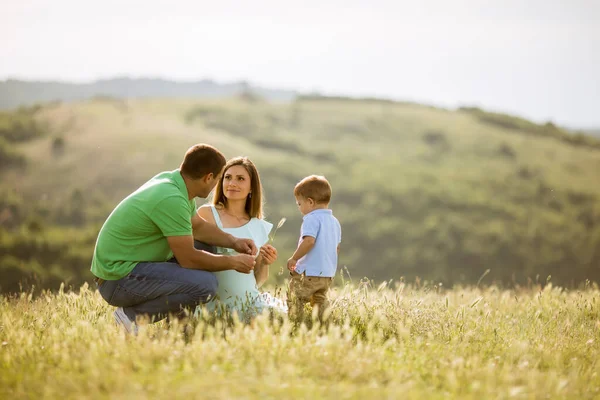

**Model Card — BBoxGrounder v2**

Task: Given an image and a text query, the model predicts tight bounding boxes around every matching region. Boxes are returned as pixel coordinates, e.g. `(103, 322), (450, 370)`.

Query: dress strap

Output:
(210, 205), (224, 229)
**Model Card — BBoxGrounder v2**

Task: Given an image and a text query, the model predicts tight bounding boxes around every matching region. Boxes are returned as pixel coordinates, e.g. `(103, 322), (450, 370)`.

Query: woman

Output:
(197, 156), (287, 319)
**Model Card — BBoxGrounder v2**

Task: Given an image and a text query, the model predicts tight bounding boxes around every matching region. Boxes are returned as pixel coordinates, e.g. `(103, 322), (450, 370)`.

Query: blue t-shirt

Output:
(295, 209), (341, 277)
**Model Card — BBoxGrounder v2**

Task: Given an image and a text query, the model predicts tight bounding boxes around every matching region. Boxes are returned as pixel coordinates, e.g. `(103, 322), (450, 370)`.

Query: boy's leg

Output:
(309, 277), (333, 321)
(287, 272), (312, 322)
(98, 261), (217, 323)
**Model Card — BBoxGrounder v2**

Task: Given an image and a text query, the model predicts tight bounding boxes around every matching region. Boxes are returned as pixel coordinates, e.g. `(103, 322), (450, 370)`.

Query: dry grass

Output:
(1, 282), (599, 399)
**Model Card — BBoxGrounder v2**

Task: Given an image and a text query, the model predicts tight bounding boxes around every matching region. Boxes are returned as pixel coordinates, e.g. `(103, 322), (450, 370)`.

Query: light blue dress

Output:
(201, 205), (288, 319)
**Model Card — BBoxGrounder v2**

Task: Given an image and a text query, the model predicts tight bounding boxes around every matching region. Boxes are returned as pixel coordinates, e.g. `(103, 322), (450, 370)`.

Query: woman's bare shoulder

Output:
(197, 204), (216, 224)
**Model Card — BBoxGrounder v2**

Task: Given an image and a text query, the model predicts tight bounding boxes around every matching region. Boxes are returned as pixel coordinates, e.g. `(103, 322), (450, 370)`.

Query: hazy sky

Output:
(1, 0), (599, 127)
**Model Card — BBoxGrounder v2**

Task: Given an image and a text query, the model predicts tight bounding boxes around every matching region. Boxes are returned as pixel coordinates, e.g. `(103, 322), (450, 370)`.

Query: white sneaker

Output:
(114, 307), (137, 335)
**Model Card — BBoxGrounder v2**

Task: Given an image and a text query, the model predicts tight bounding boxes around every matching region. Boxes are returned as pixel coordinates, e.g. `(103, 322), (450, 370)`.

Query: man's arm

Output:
(192, 210), (236, 248)
(192, 210), (257, 255)
(167, 235), (255, 273)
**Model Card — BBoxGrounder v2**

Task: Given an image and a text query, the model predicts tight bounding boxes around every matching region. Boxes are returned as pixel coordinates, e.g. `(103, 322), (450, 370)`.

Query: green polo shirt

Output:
(91, 169), (196, 280)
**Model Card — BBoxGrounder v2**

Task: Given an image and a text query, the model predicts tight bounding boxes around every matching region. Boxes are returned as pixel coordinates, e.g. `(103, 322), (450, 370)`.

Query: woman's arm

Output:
(254, 244), (277, 287)
(254, 255), (269, 287)
(196, 205), (217, 225)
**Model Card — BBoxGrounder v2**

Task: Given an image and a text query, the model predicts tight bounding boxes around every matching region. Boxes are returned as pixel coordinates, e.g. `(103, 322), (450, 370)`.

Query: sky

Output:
(1, 0), (599, 128)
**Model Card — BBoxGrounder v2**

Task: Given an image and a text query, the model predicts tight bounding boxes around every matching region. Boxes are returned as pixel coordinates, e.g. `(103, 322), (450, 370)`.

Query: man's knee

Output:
(190, 271), (218, 302)
(204, 273), (218, 298)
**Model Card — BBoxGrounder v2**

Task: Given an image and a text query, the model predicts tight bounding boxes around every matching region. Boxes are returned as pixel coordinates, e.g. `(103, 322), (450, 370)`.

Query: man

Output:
(91, 144), (257, 333)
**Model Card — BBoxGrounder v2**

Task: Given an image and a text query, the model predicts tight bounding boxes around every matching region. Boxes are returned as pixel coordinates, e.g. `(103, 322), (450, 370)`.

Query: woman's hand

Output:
(259, 244), (278, 265)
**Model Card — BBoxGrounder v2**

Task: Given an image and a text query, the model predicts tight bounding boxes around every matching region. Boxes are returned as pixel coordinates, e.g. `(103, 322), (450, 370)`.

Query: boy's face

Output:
(295, 196), (315, 215)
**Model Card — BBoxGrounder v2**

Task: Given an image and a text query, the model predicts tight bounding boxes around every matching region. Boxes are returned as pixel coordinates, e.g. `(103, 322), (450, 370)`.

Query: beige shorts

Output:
(287, 271), (333, 306)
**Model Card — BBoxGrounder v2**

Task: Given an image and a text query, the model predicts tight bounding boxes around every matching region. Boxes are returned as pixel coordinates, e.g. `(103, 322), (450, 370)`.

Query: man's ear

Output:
(203, 173), (214, 183)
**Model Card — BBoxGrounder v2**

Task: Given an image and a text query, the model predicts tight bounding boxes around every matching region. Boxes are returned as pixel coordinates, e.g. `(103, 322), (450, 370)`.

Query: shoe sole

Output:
(114, 310), (134, 334)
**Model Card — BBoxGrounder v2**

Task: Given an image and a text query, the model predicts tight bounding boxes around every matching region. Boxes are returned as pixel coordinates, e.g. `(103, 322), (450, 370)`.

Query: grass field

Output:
(1, 282), (599, 399)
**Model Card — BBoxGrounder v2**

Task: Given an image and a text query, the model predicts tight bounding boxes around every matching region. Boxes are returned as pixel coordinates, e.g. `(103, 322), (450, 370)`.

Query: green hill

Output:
(1, 96), (600, 292)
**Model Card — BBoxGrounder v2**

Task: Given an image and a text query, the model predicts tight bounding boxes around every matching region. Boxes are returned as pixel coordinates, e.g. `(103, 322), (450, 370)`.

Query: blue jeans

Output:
(98, 241), (218, 322)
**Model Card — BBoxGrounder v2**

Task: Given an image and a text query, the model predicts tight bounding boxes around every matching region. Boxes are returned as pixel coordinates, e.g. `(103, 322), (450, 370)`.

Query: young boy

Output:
(287, 175), (342, 321)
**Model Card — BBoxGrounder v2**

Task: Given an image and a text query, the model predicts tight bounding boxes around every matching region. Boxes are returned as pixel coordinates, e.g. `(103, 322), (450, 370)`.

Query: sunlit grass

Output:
(1, 282), (599, 399)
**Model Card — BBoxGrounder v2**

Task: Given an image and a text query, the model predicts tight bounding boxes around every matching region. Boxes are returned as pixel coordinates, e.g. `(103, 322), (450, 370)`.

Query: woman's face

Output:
(222, 165), (252, 202)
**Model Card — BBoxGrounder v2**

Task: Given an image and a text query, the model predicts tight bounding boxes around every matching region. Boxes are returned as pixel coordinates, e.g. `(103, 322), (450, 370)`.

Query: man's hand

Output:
(287, 258), (297, 272)
(259, 244), (278, 265)
(232, 238), (257, 256)
(230, 254), (256, 274)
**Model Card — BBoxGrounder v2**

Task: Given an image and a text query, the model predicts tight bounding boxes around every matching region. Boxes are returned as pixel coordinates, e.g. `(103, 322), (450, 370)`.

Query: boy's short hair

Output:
(180, 144), (226, 179)
(294, 175), (332, 204)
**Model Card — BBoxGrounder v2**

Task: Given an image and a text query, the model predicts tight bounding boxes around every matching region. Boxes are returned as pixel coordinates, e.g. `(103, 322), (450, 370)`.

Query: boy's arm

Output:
(292, 236), (316, 260)
(288, 216), (319, 271)
(287, 236), (315, 271)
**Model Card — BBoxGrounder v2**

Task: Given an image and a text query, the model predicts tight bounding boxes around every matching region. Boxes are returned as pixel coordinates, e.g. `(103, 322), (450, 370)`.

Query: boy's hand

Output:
(232, 238), (257, 256)
(287, 258), (297, 272)
(259, 244), (278, 264)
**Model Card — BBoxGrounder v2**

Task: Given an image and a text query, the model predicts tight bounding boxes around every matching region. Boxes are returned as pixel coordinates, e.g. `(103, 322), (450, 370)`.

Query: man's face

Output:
(198, 173), (218, 198)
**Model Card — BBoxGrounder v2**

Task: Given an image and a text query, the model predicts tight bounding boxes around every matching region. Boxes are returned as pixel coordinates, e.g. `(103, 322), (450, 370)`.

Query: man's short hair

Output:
(294, 175), (332, 204)
(180, 144), (226, 179)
